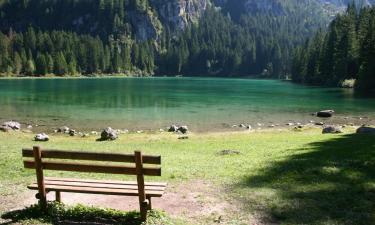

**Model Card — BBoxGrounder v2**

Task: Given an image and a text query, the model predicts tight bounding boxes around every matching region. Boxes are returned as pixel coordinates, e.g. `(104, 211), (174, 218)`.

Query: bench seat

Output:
(28, 177), (167, 197)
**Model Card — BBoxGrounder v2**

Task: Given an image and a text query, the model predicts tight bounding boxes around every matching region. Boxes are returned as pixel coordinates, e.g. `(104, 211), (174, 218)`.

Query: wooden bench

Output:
(22, 146), (167, 221)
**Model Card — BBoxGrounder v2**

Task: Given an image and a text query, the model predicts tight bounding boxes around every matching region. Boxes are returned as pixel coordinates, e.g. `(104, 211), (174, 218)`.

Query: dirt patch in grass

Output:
(5, 180), (258, 224)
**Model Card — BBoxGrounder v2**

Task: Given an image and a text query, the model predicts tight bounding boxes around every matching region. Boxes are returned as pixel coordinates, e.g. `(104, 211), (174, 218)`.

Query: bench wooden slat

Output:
(27, 184), (164, 197)
(23, 160), (161, 176)
(22, 149), (161, 165)
(37, 180), (166, 191)
(45, 177), (167, 187)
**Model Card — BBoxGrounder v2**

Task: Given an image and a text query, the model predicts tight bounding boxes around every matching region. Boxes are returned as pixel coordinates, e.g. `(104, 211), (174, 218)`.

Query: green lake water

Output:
(0, 77), (374, 132)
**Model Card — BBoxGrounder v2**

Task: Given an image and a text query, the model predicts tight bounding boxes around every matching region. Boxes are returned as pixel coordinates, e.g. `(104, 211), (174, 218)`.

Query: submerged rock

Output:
(34, 133), (49, 142)
(100, 127), (118, 141)
(356, 126), (375, 134)
(322, 125), (343, 134)
(317, 110), (335, 118)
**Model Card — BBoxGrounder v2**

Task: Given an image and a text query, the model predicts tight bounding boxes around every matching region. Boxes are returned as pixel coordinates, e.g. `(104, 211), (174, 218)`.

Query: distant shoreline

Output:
(0, 74), (278, 80)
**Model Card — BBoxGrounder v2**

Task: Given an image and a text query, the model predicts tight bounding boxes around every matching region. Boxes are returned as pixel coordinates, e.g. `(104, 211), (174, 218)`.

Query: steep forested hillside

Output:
(291, 4), (375, 93)
(0, 0), (371, 77)
(158, 0), (330, 76)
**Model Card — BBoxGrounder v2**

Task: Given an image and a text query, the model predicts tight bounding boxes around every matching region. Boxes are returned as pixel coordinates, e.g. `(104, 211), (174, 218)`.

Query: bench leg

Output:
(140, 200), (148, 221)
(147, 196), (152, 210)
(55, 191), (61, 202)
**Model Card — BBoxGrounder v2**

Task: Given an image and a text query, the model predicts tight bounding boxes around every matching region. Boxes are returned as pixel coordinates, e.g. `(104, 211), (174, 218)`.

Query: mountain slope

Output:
(0, 0), (372, 77)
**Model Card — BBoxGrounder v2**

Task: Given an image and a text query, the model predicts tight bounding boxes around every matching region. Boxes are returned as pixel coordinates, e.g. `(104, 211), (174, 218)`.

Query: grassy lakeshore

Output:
(1, 128), (375, 224)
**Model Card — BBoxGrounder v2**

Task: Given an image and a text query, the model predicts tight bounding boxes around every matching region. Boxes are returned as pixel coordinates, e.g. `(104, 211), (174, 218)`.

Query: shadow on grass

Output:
(238, 134), (375, 225)
(1, 202), (146, 225)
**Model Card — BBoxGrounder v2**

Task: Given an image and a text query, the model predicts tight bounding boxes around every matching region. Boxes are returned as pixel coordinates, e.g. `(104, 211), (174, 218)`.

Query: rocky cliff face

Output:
(130, 10), (163, 41)
(131, 0), (375, 40)
(320, 0), (375, 7)
(131, 0), (209, 41)
(151, 0), (209, 30)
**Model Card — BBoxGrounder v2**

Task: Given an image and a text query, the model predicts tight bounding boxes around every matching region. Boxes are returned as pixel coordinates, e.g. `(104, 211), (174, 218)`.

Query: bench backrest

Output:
(22, 147), (161, 176)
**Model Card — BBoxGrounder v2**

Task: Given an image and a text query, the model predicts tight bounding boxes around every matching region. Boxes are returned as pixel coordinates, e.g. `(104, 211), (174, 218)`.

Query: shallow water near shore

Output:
(0, 77), (374, 132)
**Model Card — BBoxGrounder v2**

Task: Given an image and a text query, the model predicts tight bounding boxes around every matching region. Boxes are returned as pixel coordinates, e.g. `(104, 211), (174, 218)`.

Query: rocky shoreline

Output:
(1, 112), (375, 142)
(1, 112), (374, 134)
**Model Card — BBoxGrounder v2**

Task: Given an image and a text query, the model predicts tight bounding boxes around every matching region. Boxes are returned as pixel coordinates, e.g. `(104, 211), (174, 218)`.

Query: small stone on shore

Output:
(34, 133), (49, 142)
(99, 127), (118, 141)
(217, 150), (241, 155)
(58, 126), (70, 133)
(317, 110), (335, 118)
(2, 121), (21, 130)
(69, 129), (77, 136)
(177, 126), (189, 134)
(178, 136), (189, 140)
(322, 125), (343, 134)
(168, 125), (179, 132)
(356, 126), (375, 134)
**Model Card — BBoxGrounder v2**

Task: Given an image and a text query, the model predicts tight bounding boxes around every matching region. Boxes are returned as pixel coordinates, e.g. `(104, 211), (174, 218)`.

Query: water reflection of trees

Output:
(0, 79), (181, 109)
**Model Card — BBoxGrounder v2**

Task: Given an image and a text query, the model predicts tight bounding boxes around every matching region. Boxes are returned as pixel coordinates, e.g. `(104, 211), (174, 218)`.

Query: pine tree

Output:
(13, 52), (23, 75)
(53, 52), (68, 76)
(25, 59), (36, 76)
(35, 53), (48, 75)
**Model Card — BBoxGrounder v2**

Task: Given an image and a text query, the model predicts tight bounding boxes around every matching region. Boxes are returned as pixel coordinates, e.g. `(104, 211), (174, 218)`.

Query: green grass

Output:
(2, 202), (175, 225)
(1, 128), (375, 224)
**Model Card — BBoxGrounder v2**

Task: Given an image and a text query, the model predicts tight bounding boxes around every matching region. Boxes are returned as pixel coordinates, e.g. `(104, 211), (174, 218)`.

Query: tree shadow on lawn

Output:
(1, 202), (153, 225)
(237, 134), (375, 225)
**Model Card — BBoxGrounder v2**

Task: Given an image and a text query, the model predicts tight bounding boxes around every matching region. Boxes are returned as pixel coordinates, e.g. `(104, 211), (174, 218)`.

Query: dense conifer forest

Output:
(0, 0), (328, 77)
(291, 4), (375, 93)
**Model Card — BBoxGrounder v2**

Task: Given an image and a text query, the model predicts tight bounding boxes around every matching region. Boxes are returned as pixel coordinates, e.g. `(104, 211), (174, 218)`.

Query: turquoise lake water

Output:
(0, 77), (374, 132)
